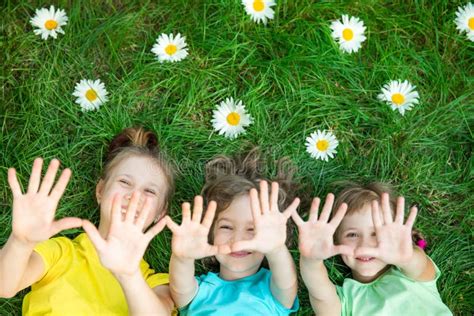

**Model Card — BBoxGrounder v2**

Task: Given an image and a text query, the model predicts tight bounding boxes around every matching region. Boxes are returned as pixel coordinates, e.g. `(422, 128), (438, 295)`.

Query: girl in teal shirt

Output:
(292, 182), (452, 315)
(165, 150), (301, 315)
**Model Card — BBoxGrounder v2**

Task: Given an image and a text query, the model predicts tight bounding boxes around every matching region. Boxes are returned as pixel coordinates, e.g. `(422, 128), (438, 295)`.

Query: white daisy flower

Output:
(378, 80), (420, 116)
(306, 130), (339, 161)
(242, 0), (276, 25)
(455, 2), (474, 41)
(151, 33), (188, 63)
(30, 5), (68, 40)
(330, 15), (366, 53)
(72, 79), (109, 111)
(211, 97), (252, 139)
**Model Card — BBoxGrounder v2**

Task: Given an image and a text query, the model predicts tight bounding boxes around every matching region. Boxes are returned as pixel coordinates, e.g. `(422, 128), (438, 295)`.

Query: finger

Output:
(7, 168), (22, 197)
(217, 244), (232, 255)
(51, 217), (83, 235)
(39, 159), (60, 195)
(259, 181), (270, 213)
(249, 188), (261, 220)
(49, 168), (72, 200)
(270, 181), (279, 210)
(27, 158), (43, 193)
(135, 197), (152, 229)
(319, 193), (335, 223)
(283, 198), (300, 219)
(82, 219), (106, 252)
(405, 206), (418, 228)
(181, 202), (191, 223)
(354, 246), (380, 258)
(309, 198), (321, 223)
(329, 203), (348, 228)
(381, 193), (393, 224)
(165, 216), (180, 232)
(291, 208), (305, 227)
(111, 193), (123, 226)
(191, 196), (204, 223)
(334, 244), (354, 257)
(371, 200), (382, 228)
(205, 245), (220, 257)
(125, 191), (141, 223)
(395, 196), (405, 224)
(202, 201), (217, 228)
(145, 217), (167, 241)
(231, 240), (256, 252)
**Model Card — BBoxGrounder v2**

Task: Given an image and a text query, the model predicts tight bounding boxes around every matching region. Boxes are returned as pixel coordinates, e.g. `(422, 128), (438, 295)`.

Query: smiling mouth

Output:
(229, 251), (251, 258)
(356, 257), (375, 262)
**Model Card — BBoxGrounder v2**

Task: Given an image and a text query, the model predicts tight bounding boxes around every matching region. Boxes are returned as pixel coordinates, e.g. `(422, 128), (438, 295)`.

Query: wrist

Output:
(9, 234), (38, 250)
(171, 253), (195, 265)
(265, 245), (288, 260)
(113, 269), (142, 283)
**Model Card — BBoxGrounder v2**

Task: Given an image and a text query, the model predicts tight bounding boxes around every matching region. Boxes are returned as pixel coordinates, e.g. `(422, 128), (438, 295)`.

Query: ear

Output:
(96, 179), (105, 204)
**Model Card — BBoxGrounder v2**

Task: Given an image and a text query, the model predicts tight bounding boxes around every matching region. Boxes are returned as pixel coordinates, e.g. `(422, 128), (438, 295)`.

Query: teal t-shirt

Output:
(336, 259), (452, 316)
(179, 268), (299, 315)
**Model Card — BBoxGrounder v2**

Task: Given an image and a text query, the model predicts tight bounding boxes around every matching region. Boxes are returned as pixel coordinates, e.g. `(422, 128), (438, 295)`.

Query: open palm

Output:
(231, 181), (300, 255)
(83, 192), (166, 276)
(292, 194), (353, 260)
(8, 158), (81, 245)
(354, 194), (418, 266)
(166, 196), (229, 260)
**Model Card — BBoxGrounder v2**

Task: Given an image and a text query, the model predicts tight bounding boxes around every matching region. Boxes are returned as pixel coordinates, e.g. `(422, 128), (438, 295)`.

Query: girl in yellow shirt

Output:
(0, 127), (175, 315)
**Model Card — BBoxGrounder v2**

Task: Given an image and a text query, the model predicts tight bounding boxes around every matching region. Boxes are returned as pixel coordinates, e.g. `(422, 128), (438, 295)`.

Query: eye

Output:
(219, 225), (232, 230)
(119, 179), (130, 185)
(145, 189), (156, 195)
(247, 228), (254, 232)
(346, 232), (358, 238)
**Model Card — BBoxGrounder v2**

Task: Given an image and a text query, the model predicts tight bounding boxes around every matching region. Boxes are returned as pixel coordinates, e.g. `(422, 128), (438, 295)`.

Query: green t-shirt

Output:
(336, 259), (452, 316)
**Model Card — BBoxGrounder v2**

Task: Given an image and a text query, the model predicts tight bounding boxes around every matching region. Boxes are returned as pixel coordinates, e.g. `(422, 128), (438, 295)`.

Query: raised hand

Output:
(8, 158), (82, 245)
(292, 194), (353, 260)
(231, 181), (300, 255)
(354, 193), (418, 266)
(166, 196), (229, 260)
(83, 191), (166, 276)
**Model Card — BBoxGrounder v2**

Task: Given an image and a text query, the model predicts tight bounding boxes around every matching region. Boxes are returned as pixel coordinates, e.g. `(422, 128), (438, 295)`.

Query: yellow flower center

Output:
(226, 112), (241, 126)
(469, 17), (474, 30)
(253, 0), (265, 12)
(391, 93), (405, 106)
(165, 44), (177, 56)
(316, 140), (329, 151)
(85, 89), (98, 102)
(44, 20), (58, 30)
(342, 28), (354, 41)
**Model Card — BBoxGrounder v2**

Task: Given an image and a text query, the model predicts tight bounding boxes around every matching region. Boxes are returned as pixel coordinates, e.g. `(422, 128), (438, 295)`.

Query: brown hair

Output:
(333, 181), (424, 245)
(201, 148), (299, 270)
(101, 127), (175, 214)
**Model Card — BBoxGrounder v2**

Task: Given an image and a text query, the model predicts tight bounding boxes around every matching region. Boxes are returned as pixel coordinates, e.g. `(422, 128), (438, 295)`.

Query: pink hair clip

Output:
(416, 239), (427, 250)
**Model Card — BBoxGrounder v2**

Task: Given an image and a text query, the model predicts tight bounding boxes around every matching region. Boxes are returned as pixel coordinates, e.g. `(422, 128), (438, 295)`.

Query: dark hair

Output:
(101, 127), (175, 214)
(332, 181), (424, 247)
(201, 148), (299, 271)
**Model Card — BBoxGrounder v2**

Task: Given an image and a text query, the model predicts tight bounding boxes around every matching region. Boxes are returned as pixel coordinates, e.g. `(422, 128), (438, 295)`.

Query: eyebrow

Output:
(217, 217), (253, 225)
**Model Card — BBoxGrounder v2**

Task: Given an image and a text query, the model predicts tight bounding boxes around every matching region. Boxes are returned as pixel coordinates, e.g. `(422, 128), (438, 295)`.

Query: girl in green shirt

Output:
(292, 182), (452, 315)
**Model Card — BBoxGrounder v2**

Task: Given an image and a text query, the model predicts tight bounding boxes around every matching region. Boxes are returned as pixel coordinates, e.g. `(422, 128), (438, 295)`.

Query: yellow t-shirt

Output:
(22, 233), (170, 316)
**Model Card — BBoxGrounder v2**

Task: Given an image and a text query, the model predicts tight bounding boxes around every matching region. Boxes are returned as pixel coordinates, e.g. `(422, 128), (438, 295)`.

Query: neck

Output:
(219, 265), (260, 281)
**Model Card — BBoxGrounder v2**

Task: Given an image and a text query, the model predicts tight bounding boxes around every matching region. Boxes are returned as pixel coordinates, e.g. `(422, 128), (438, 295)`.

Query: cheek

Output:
(213, 231), (230, 245)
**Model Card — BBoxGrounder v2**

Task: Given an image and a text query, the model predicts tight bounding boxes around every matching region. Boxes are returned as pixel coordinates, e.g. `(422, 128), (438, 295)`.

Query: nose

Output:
(230, 229), (252, 243)
(359, 235), (377, 248)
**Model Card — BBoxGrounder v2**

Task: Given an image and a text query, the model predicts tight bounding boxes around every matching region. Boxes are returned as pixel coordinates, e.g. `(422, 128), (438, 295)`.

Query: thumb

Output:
(231, 240), (256, 252)
(354, 246), (380, 258)
(51, 217), (83, 235)
(145, 217), (167, 242)
(334, 245), (354, 257)
(82, 220), (106, 252)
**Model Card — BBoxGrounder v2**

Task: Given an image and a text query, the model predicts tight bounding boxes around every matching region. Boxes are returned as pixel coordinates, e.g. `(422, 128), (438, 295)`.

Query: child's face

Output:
(337, 202), (389, 283)
(213, 194), (265, 280)
(96, 155), (167, 233)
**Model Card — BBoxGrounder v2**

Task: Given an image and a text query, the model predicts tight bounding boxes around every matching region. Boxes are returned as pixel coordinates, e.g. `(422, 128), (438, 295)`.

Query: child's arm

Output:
(0, 158), (81, 298)
(231, 181), (300, 309)
(354, 194), (436, 282)
(291, 194), (353, 316)
(83, 192), (172, 315)
(166, 196), (229, 308)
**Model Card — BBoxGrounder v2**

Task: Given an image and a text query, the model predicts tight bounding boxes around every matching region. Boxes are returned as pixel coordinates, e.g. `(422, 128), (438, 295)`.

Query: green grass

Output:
(1, 0), (473, 315)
